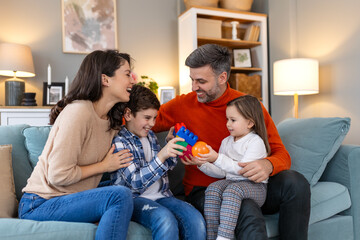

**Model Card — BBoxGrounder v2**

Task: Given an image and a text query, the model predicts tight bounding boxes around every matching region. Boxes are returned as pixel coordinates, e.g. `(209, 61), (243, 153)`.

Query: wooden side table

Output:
(0, 106), (52, 126)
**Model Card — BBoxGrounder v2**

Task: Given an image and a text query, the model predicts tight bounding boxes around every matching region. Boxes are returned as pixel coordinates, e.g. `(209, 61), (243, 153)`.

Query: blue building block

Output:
(175, 126), (198, 146)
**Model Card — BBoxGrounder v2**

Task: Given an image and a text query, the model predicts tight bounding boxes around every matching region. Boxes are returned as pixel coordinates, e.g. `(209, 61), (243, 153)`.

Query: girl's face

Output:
(226, 105), (254, 141)
(107, 61), (135, 102)
(125, 108), (158, 138)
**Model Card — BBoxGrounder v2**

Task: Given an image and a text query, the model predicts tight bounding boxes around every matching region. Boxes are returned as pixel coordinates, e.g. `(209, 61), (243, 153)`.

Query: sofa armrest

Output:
(320, 144), (360, 239)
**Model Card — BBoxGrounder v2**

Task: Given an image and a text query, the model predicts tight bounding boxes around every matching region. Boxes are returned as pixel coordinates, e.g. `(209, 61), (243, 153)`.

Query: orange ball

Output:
(192, 141), (209, 157)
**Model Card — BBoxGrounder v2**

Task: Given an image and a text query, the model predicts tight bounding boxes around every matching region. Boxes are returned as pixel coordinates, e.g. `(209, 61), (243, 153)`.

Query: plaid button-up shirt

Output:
(110, 126), (177, 198)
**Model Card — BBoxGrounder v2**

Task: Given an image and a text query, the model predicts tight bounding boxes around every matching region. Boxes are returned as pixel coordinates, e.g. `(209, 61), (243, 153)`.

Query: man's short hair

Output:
(185, 44), (231, 80)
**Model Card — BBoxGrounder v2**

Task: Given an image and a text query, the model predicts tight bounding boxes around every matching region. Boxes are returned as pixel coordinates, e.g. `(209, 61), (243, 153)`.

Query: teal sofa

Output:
(0, 117), (358, 240)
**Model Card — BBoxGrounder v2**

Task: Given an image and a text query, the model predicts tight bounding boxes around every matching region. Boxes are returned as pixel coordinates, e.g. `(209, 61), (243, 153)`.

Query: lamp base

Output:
(5, 80), (25, 106)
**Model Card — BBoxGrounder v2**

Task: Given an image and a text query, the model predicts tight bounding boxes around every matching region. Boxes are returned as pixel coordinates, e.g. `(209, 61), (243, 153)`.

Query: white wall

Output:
(0, 0), (182, 105)
(269, 0), (360, 144)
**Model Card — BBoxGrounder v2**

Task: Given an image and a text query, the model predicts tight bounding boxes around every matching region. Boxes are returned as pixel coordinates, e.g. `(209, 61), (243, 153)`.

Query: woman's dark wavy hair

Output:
(49, 50), (132, 130)
(227, 95), (271, 155)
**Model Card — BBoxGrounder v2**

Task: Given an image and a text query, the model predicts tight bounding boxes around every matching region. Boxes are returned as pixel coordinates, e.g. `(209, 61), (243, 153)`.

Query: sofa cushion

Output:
(310, 181), (351, 224)
(277, 117), (350, 185)
(0, 218), (151, 240)
(264, 181), (351, 238)
(0, 145), (18, 218)
(0, 124), (33, 201)
(22, 126), (51, 168)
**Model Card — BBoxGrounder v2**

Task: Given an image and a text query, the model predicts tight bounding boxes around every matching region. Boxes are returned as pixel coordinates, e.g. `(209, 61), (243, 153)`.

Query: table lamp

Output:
(0, 43), (35, 106)
(273, 58), (319, 118)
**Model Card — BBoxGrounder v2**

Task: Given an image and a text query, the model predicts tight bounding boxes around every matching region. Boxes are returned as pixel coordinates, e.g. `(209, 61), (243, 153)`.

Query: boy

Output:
(110, 84), (206, 240)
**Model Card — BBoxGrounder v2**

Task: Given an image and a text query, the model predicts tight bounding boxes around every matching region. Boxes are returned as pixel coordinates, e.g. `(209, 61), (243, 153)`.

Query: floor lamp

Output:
(0, 43), (35, 106)
(273, 58), (319, 118)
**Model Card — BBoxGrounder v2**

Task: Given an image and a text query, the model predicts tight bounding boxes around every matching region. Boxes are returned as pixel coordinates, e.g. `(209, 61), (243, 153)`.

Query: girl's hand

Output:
(101, 144), (133, 172)
(165, 126), (175, 142)
(181, 154), (206, 166)
(158, 137), (186, 162)
(197, 145), (218, 163)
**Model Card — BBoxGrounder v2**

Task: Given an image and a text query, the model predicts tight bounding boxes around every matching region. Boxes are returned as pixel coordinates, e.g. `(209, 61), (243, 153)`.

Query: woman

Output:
(18, 50), (136, 240)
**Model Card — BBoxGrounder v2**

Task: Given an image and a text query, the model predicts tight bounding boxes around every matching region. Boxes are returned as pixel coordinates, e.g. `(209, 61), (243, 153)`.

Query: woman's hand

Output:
(197, 145), (218, 163)
(101, 144), (133, 172)
(158, 137), (186, 162)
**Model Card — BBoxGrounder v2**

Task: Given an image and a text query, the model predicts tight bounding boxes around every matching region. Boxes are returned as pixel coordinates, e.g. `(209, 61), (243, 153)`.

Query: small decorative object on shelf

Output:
(43, 82), (65, 106)
(158, 87), (176, 104)
(230, 21), (240, 40)
(21, 92), (37, 106)
(219, 0), (253, 11)
(233, 49), (252, 67)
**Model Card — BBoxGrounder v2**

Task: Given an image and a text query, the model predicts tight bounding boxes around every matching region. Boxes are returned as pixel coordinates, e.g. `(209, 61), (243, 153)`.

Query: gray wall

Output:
(0, 0), (181, 105)
(269, 0), (360, 144)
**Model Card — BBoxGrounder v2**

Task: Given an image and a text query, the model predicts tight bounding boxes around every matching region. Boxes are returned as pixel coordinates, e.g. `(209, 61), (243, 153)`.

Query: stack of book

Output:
(243, 24), (260, 42)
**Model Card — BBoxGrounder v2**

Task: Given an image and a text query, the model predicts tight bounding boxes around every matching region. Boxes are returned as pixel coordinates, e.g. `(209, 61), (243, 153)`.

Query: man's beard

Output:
(196, 85), (221, 103)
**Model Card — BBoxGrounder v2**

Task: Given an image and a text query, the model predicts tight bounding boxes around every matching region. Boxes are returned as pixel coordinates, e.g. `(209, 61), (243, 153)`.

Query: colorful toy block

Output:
(176, 126), (198, 146)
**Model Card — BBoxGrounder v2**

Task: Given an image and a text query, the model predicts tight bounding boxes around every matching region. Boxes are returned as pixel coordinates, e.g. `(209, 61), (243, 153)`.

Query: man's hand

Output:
(238, 159), (273, 183)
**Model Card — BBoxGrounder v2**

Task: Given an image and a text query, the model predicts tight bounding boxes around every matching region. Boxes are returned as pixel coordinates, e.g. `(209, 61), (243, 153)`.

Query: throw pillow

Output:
(0, 145), (18, 218)
(22, 126), (51, 168)
(277, 117), (350, 186)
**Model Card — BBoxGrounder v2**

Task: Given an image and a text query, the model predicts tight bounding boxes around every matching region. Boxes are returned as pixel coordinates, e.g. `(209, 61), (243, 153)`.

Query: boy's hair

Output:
(185, 44), (231, 81)
(127, 84), (160, 116)
(227, 95), (271, 155)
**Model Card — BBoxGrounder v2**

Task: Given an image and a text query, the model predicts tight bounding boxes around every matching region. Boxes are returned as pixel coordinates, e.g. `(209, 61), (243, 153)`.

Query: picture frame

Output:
(61, 0), (117, 54)
(159, 87), (176, 105)
(43, 82), (65, 106)
(233, 49), (252, 68)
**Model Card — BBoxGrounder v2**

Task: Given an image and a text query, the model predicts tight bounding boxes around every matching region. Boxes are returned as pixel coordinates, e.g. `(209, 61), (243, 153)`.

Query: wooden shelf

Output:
(198, 37), (261, 48)
(231, 67), (262, 72)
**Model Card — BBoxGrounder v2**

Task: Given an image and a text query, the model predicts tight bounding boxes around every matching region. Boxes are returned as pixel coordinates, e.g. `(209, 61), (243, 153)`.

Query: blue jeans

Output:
(18, 186), (134, 240)
(132, 196), (206, 240)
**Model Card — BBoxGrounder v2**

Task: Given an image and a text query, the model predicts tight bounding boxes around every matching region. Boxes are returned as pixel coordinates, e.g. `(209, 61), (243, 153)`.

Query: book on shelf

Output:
(244, 24), (260, 42)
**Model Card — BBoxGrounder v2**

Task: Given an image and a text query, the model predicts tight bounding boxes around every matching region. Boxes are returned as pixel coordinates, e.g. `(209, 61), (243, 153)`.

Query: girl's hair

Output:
(227, 95), (271, 155)
(49, 50), (132, 130)
(126, 84), (160, 116)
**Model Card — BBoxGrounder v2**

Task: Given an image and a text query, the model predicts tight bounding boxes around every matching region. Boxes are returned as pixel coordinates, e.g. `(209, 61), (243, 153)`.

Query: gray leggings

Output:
(204, 179), (267, 240)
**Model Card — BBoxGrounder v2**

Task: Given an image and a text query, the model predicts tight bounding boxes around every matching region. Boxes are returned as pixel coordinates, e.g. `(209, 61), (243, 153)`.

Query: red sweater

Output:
(153, 85), (291, 195)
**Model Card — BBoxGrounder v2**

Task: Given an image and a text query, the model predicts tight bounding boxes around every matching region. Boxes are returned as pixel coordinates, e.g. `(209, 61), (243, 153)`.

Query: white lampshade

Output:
(0, 43), (35, 77)
(273, 58), (319, 95)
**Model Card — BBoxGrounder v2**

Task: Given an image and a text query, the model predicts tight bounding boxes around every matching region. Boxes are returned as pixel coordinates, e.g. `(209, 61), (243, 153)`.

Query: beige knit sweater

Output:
(23, 100), (117, 199)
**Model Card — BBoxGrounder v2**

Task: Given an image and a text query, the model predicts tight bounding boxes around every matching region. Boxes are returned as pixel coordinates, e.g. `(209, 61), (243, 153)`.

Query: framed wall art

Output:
(159, 87), (175, 105)
(61, 0), (117, 54)
(233, 49), (252, 68)
(43, 82), (65, 106)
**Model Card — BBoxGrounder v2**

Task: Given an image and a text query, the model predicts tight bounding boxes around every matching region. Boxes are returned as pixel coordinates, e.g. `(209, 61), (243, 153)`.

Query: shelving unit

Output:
(178, 6), (269, 110)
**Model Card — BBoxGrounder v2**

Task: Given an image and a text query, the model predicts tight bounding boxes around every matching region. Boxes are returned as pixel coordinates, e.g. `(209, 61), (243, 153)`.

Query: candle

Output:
(65, 76), (69, 95)
(47, 64), (51, 86)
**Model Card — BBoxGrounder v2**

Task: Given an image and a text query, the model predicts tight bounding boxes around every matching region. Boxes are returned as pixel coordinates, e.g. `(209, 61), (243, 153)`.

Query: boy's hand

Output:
(158, 137), (186, 162)
(165, 126), (175, 142)
(101, 144), (133, 172)
(197, 145), (218, 163)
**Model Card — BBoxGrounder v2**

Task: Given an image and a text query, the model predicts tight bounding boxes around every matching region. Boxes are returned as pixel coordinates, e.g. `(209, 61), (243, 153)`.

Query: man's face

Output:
(190, 65), (223, 103)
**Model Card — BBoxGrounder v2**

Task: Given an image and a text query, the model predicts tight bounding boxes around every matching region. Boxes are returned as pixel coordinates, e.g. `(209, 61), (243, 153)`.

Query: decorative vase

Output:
(184, 0), (219, 10)
(21, 92), (37, 106)
(219, 0), (253, 11)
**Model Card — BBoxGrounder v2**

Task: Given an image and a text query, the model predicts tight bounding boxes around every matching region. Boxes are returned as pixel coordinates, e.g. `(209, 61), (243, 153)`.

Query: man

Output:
(153, 44), (310, 239)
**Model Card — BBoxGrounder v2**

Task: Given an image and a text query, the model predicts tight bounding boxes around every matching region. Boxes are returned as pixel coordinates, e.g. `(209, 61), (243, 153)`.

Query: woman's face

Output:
(107, 61), (135, 102)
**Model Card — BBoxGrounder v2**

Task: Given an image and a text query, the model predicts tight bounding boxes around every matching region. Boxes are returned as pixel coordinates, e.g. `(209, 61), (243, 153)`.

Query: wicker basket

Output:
(219, 0), (253, 11)
(184, 0), (219, 10)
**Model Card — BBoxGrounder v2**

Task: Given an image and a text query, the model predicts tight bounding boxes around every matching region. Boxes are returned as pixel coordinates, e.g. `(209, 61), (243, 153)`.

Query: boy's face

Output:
(125, 108), (158, 138)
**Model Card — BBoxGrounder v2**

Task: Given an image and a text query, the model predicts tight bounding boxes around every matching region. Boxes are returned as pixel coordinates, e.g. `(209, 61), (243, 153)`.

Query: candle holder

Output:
(230, 21), (240, 40)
